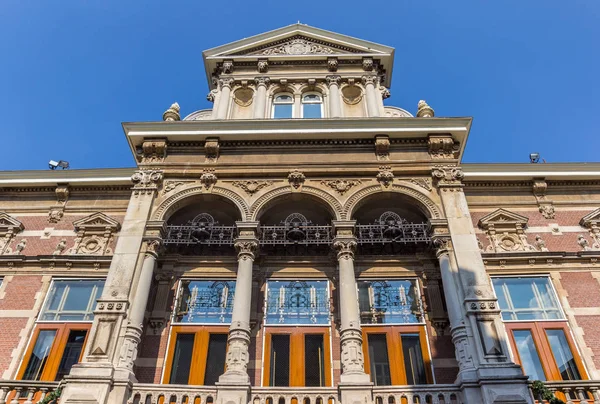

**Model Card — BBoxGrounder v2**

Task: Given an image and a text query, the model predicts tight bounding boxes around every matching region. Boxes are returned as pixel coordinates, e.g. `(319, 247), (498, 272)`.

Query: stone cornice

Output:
(481, 250), (600, 271)
(463, 163), (600, 181)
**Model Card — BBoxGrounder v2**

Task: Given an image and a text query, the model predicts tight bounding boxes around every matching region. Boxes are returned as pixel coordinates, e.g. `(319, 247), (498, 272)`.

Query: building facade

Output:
(1, 24), (600, 404)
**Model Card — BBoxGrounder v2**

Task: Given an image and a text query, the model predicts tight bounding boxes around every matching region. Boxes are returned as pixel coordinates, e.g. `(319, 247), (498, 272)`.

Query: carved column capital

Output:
(234, 240), (258, 261)
(144, 239), (162, 259)
(333, 238), (357, 260)
(361, 75), (377, 86)
(219, 77), (235, 89)
(432, 235), (452, 258)
(254, 76), (271, 87)
(431, 165), (464, 188)
(131, 169), (163, 196)
(326, 75), (341, 86)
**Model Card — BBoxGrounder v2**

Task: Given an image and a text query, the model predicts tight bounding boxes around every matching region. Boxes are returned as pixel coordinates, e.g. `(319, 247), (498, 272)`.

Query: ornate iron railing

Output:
(258, 213), (332, 246)
(356, 212), (430, 245)
(163, 213), (236, 247)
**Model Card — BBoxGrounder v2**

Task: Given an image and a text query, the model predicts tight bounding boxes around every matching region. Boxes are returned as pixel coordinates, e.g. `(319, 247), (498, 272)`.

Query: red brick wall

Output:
(0, 276), (43, 310)
(574, 316), (600, 369)
(0, 318), (28, 376)
(560, 272), (600, 308)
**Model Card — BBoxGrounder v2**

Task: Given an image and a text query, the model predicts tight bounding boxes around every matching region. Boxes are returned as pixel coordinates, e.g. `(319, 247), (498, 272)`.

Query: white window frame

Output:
(300, 92), (324, 118)
(271, 92), (294, 119)
(37, 278), (104, 323)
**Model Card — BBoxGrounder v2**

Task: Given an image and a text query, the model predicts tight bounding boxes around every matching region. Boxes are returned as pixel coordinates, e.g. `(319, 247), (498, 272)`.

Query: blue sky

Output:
(1, 1), (598, 170)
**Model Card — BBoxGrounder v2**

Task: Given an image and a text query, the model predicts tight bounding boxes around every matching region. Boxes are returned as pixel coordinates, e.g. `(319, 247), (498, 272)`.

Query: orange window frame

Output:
(163, 325), (229, 385)
(505, 321), (588, 381)
(362, 325), (433, 385)
(17, 323), (92, 381)
(262, 327), (332, 387)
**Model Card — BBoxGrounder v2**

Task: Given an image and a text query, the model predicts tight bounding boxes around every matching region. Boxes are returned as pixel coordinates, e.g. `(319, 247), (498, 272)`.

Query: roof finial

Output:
(417, 100), (434, 118)
(163, 102), (181, 122)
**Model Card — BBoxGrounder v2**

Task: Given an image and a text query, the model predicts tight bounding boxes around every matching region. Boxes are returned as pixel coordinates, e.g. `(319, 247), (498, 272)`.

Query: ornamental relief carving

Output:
(321, 179), (362, 195)
(0, 212), (24, 255)
(478, 209), (539, 253)
(231, 180), (274, 196)
(131, 170), (163, 196)
(68, 212), (121, 256)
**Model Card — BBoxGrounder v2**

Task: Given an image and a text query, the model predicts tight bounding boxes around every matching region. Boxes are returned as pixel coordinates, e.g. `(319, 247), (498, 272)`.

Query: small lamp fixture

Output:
(49, 160), (70, 170)
(529, 153), (540, 164)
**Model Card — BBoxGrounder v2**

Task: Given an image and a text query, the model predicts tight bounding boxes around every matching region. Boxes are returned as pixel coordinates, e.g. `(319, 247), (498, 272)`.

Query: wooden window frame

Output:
(362, 325), (433, 385)
(505, 321), (588, 381)
(162, 325), (229, 385)
(262, 327), (332, 387)
(17, 323), (92, 381)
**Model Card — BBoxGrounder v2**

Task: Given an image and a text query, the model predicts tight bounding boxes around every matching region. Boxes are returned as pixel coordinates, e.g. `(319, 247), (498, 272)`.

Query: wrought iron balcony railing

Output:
(356, 212), (430, 245)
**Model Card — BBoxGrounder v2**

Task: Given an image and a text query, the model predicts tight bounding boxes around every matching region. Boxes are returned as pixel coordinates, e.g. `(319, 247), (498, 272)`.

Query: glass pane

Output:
(358, 280), (421, 324)
(176, 280), (235, 324)
(302, 94), (321, 102)
(275, 94), (293, 103)
(368, 334), (391, 386)
(63, 283), (95, 311)
(274, 104), (293, 119)
(302, 103), (321, 118)
(22, 330), (57, 380)
(270, 335), (290, 387)
(169, 334), (195, 384)
(55, 330), (87, 380)
(492, 277), (562, 321)
(305, 335), (325, 387)
(41, 280), (103, 322)
(204, 334), (228, 385)
(513, 330), (546, 381)
(265, 280), (329, 325)
(546, 329), (581, 380)
(46, 283), (67, 311)
(401, 334), (427, 385)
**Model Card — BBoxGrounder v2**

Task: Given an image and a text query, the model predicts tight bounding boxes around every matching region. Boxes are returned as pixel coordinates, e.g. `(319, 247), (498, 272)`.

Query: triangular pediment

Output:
(73, 212), (121, 233)
(204, 24), (393, 58)
(478, 209), (529, 230)
(0, 212), (24, 235)
(580, 208), (600, 228)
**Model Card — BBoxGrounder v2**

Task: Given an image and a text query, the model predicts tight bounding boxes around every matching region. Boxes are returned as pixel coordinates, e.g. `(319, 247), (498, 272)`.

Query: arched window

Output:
(301, 93), (323, 118)
(272, 93), (294, 119)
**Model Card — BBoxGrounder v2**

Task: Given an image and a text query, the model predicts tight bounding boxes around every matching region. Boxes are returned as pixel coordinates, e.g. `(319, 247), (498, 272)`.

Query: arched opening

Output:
(351, 193), (431, 256)
(301, 92), (323, 118)
(272, 93), (294, 119)
(163, 194), (242, 256)
(255, 194), (335, 256)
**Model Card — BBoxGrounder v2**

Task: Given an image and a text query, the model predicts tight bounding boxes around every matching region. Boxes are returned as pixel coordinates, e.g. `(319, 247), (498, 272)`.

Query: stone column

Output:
(59, 170), (163, 404)
(207, 89), (219, 120)
(216, 223), (258, 404)
(433, 166), (532, 404)
(115, 240), (160, 371)
(362, 75), (380, 117)
(326, 75), (342, 118)
(216, 78), (234, 119)
(253, 77), (270, 119)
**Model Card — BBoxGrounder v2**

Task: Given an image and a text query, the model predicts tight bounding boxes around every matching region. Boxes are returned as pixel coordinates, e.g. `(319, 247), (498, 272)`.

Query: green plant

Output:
(530, 380), (566, 404)
(37, 387), (62, 404)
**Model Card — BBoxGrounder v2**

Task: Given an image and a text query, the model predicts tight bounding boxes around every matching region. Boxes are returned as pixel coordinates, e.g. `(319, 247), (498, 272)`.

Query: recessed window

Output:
(175, 280), (235, 324)
(40, 279), (104, 322)
(301, 93), (323, 118)
(358, 279), (422, 324)
(492, 277), (562, 321)
(265, 280), (330, 325)
(272, 93), (294, 119)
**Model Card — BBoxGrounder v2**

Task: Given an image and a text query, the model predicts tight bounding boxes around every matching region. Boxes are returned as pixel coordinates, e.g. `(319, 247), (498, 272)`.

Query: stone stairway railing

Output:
(372, 385), (461, 404)
(127, 383), (217, 404)
(250, 387), (338, 404)
(0, 380), (60, 404)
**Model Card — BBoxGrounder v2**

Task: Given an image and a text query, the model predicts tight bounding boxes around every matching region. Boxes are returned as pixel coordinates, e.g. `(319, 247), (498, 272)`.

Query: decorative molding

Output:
(204, 138), (220, 163)
(374, 135), (390, 161)
(222, 59), (234, 74)
(408, 178), (432, 192)
(131, 170), (163, 196)
(532, 179), (555, 219)
(361, 75), (377, 86)
(578, 234), (599, 251)
(428, 134), (459, 159)
(376, 166), (394, 189)
(431, 165), (464, 188)
(580, 208), (600, 248)
(254, 76), (270, 87)
(206, 90), (217, 103)
(233, 87), (254, 107)
(232, 180), (274, 196)
(327, 57), (338, 72)
(235, 240), (258, 261)
(341, 84), (363, 105)
(254, 38), (336, 56)
(69, 212), (121, 256)
(362, 57), (374, 71)
(161, 180), (195, 195)
(321, 179), (362, 196)
(325, 75), (341, 87)
(0, 212), (24, 255)
(48, 208), (64, 224)
(200, 169), (218, 192)
(48, 184), (70, 223)
(257, 59), (269, 73)
(343, 184), (443, 220)
(380, 86), (391, 99)
(140, 138), (167, 163)
(162, 102), (180, 121)
(478, 209), (536, 253)
(287, 170), (306, 191)
(332, 238), (357, 260)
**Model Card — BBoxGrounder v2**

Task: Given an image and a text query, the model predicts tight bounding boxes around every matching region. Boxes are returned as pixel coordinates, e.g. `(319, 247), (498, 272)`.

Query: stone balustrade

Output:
(532, 380), (600, 404)
(372, 385), (461, 404)
(128, 383), (217, 404)
(0, 380), (60, 404)
(250, 387), (338, 404)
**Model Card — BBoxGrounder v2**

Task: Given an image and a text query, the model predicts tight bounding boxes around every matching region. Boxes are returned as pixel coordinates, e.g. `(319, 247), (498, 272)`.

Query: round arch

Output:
(343, 184), (443, 221)
(152, 185), (250, 222)
(249, 185), (343, 222)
